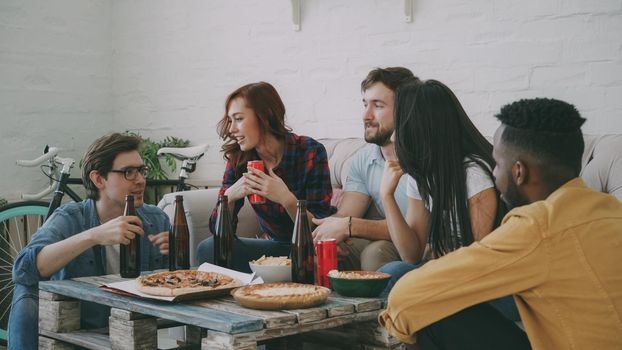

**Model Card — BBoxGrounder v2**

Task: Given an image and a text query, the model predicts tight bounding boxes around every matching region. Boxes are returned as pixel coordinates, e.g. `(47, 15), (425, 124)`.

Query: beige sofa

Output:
(158, 135), (622, 266)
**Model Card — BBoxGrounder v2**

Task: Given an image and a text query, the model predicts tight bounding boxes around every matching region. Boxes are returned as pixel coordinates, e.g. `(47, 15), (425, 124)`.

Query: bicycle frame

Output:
(43, 176), (188, 220)
(46, 176), (83, 220)
(17, 143), (209, 219)
(149, 179), (187, 192)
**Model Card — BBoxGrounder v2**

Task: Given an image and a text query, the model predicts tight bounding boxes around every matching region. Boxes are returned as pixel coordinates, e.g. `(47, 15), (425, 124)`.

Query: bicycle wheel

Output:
(0, 201), (48, 344)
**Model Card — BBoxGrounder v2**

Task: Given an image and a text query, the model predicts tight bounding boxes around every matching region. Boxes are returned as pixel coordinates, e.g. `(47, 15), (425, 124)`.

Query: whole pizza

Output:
(137, 270), (242, 297)
(232, 282), (330, 310)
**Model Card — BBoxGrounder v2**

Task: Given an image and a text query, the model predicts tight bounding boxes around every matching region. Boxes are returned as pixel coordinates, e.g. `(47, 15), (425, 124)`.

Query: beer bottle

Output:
(168, 226), (175, 271)
(120, 194), (141, 278)
(214, 195), (234, 269)
(170, 195), (190, 270)
(291, 200), (315, 284)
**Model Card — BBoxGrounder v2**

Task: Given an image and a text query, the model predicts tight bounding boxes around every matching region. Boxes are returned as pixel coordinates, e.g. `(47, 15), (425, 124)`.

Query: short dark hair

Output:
(361, 67), (419, 92)
(495, 98), (586, 177)
(82, 133), (142, 200)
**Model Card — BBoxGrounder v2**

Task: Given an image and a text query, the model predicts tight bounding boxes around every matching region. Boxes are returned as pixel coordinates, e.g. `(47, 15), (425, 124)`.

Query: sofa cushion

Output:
(318, 138), (367, 189)
(581, 135), (622, 201)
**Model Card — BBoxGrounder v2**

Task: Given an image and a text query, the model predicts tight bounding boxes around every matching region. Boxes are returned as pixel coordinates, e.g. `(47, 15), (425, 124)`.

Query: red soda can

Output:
(247, 160), (266, 204)
(316, 239), (337, 288)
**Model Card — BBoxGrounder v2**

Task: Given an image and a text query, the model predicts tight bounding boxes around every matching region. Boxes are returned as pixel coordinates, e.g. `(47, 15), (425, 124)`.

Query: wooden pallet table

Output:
(38, 275), (402, 349)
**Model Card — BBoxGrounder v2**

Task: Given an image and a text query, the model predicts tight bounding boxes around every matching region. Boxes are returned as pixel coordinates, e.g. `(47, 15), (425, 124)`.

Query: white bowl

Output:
(249, 262), (292, 283)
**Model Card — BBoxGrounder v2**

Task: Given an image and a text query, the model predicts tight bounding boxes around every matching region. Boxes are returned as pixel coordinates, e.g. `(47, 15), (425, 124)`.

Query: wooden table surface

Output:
(38, 275), (400, 350)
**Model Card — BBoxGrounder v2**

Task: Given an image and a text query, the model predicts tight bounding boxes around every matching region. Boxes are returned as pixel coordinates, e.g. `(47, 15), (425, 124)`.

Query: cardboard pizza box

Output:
(101, 263), (263, 302)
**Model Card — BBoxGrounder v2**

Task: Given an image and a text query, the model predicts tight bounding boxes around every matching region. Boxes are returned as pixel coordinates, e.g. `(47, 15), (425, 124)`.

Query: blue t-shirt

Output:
(12, 199), (170, 328)
(344, 144), (409, 218)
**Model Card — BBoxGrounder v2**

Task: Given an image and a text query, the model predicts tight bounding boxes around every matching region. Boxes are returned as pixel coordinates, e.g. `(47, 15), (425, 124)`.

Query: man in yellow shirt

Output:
(379, 98), (622, 350)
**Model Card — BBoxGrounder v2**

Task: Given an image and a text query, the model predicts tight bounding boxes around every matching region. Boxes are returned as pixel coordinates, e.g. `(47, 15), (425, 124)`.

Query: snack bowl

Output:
(328, 270), (391, 298)
(248, 256), (292, 283)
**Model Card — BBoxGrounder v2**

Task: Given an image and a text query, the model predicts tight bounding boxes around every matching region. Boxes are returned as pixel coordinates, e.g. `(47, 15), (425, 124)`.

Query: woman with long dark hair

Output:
(196, 82), (333, 271)
(379, 79), (518, 320)
(380, 79), (504, 261)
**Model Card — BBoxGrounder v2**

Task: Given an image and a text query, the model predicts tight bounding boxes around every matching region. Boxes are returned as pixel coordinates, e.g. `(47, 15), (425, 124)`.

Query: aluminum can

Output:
(247, 160), (266, 204)
(316, 239), (337, 288)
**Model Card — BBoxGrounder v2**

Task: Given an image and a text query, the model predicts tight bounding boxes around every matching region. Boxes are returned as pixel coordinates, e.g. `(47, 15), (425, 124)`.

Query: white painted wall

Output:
(0, 0), (112, 201)
(2, 0), (622, 200)
(112, 0), (622, 184)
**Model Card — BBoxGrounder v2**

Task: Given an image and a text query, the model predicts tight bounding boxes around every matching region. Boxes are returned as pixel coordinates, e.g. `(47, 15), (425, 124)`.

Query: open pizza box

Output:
(101, 263), (264, 302)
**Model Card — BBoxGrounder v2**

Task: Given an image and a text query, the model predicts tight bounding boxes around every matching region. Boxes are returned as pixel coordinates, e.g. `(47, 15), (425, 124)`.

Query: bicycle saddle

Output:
(158, 144), (209, 160)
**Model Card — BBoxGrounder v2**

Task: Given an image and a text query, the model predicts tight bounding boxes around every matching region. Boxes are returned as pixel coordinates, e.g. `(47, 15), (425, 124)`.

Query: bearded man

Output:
(312, 67), (420, 271)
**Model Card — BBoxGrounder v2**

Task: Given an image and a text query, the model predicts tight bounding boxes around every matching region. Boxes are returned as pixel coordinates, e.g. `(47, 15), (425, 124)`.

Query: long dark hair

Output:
(217, 82), (291, 177)
(394, 80), (505, 257)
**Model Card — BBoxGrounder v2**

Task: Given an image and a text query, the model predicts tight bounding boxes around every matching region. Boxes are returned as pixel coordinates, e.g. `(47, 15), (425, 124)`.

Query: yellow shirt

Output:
(379, 178), (622, 349)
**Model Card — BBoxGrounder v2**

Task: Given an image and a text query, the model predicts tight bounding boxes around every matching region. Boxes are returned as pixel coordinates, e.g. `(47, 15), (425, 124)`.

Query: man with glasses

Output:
(109, 165), (150, 180)
(9, 133), (171, 350)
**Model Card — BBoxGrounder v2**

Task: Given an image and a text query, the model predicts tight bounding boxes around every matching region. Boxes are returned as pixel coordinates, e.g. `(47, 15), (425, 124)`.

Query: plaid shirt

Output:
(209, 133), (334, 241)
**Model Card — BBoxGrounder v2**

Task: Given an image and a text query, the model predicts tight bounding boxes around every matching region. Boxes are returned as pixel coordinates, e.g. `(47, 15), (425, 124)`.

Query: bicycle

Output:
(0, 143), (208, 343)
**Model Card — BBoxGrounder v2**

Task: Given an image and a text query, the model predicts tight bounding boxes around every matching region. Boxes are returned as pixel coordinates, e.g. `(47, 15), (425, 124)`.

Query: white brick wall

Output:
(2, 0), (622, 200)
(0, 0), (112, 201)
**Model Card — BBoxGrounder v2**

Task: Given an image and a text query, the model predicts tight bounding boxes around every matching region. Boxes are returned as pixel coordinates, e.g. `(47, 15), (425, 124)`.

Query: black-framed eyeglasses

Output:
(109, 166), (149, 181)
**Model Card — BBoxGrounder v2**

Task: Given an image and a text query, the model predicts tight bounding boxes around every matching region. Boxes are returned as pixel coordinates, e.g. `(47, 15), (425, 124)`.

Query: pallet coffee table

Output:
(38, 275), (403, 349)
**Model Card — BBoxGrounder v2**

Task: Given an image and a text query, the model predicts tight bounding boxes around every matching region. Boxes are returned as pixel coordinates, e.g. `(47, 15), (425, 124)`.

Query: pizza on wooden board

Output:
(232, 282), (330, 310)
(137, 270), (242, 297)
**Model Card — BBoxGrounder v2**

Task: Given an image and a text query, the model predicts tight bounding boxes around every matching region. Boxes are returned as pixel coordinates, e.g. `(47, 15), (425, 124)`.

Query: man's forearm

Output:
(351, 218), (391, 241)
(36, 229), (96, 278)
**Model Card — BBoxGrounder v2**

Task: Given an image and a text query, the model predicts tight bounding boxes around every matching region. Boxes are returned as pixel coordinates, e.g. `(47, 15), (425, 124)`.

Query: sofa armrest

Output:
(158, 189), (260, 266)
(581, 135), (622, 201)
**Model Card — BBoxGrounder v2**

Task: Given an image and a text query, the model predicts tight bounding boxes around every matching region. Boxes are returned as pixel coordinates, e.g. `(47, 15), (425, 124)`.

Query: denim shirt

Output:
(12, 199), (170, 328)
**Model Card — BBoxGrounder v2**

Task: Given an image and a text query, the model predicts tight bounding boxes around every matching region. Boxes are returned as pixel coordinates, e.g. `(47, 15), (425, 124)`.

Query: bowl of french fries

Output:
(249, 256), (292, 283)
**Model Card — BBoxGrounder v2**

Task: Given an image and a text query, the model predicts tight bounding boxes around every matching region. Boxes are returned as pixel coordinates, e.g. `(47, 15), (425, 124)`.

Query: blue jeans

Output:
(8, 284), (39, 350)
(378, 261), (521, 322)
(197, 236), (291, 273)
(378, 260), (427, 298)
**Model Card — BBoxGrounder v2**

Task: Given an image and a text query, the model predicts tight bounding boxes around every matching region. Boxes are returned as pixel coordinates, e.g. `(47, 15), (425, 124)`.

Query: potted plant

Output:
(126, 132), (191, 203)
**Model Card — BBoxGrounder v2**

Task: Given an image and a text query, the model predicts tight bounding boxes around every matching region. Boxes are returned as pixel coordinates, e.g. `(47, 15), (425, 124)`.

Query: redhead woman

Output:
(197, 82), (333, 272)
